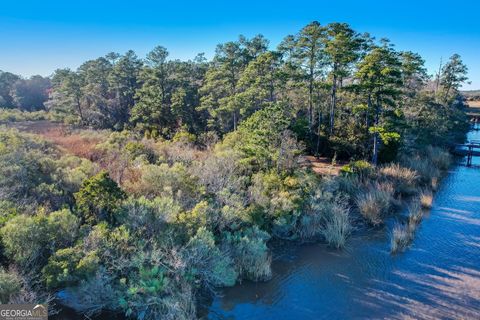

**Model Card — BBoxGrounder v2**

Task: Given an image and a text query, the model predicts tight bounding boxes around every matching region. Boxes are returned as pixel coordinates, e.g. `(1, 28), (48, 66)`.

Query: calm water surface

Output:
(207, 129), (480, 320)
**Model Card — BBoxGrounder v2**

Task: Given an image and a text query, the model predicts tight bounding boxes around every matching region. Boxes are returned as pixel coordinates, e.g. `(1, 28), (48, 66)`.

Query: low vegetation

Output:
(391, 201), (425, 253)
(420, 189), (434, 209)
(0, 20), (470, 319)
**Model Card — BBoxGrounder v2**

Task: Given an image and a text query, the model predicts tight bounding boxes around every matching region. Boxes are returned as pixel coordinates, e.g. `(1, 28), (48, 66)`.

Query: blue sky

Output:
(1, 0), (479, 89)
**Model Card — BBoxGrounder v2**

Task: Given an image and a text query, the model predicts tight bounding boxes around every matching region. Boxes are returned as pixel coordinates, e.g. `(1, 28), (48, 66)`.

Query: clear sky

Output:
(1, 0), (479, 89)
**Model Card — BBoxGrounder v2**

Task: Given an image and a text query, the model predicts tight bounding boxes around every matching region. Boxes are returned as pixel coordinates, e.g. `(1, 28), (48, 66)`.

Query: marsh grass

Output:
(380, 163), (419, 196)
(321, 203), (351, 249)
(407, 201), (423, 226)
(298, 211), (323, 240)
(391, 200), (424, 253)
(425, 146), (452, 171)
(391, 222), (412, 253)
(400, 147), (451, 189)
(245, 253), (272, 282)
(420, 189), (433, 209)
(355, 183), (393, 226)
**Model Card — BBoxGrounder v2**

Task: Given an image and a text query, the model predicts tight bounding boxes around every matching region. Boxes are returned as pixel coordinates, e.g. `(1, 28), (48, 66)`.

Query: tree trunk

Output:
(75, 96), (84, 124)
(233, 110), (237, 131)
(316, 109), (323, 156)
(443, 84), (451, 104)
(309, 68), (314, 131)
(329, 66), (337, 135)
(435, 57), (443, 101)
(372, 98), (380, 166)
(366, 94), (371, 134)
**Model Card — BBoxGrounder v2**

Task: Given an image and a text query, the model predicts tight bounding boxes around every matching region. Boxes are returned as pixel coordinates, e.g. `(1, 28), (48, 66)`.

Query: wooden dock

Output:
(454, 140), (480, 166)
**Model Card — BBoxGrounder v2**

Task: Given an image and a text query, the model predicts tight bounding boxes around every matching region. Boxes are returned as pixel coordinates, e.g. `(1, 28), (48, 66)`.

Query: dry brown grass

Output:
(391, 222), (411, 253)
(356, 183), (394, 226)
(8, 120), (105, 160)
(420, 189), (433, 209)
(380, 163), (419, 196)
(45, 132), (103, 159)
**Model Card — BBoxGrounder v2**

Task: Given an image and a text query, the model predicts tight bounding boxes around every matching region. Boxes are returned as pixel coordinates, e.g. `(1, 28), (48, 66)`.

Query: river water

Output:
(207, 129), (480, 320)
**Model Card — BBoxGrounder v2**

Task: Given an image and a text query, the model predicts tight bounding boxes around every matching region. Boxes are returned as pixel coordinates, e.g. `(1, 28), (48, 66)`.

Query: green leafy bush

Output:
(75, 171), (126, 225)
(0, 268), (22, 303)
(0, 209), (79, 268)
(341, 160), (373, 177)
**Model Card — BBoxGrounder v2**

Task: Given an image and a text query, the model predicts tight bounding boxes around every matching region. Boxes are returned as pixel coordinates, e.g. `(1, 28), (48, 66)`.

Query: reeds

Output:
(356, 184), (393, 226)
(419, 189), (433, 209)
(391, 222), (411, 253)
(380, 163), (419, 196)
(321, 203), (351, 249)
(391, 200), (424, 253)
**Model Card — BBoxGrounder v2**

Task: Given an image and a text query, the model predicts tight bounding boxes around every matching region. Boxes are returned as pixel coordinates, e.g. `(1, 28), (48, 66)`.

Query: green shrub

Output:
(132, 163), (199, 209)
(249, 171), (304, 228)
(42, 247), (99, 289)
(125, 141), (156, 163)
(341, 160), (373, 177)
(172, 130), (196, 144)
(0, 209), (79, 268)
(0, 268), (21, 303)
(118, 196), (180, 238)
(177, 200), (214, 237)
(0, 109), (49, 122)
(183, 227), (237, 288)
(225, 226), (272, 281)
(75, 171), (126, 225)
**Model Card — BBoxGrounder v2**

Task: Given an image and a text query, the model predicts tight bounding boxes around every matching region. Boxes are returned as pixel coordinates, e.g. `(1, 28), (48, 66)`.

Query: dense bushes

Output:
(1, 209), (78, 268)
(74, 171), (126, 224)
(0, 268), (21, 303)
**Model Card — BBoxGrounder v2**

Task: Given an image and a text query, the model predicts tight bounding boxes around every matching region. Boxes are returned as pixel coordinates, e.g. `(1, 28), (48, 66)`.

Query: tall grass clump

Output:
(300, 187), (337, 241)
(391, 200), (424, 253)
(300, 186), (351, 248)
(400, 147), (451, 189)
(355, 183), (393, 226)
(425, 146), (452, 171)
(390, 222), (411, 253)
(407, 201), (423, 226)
(335, 175), (362, 198)
(321, 202), (351, 249)
(379, 163), (419, 196)
(402, 156), (440, 186)
(419, 189), (433, 209)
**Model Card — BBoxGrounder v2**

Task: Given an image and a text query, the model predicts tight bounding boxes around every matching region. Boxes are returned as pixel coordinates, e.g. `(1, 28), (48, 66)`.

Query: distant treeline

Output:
(0, 21), (469, 160)
(0, 72), (50, 111)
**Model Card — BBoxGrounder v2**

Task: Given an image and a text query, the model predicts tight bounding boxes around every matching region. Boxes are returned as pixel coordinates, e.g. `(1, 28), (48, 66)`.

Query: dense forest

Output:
(0, 21), (470, 319)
